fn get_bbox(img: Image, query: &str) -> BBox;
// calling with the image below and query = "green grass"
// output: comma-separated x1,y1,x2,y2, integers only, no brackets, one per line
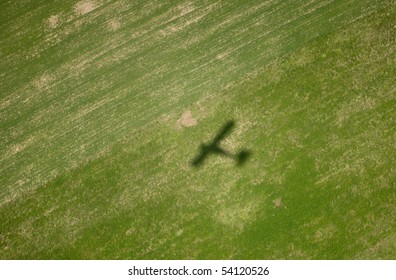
1,0,395,259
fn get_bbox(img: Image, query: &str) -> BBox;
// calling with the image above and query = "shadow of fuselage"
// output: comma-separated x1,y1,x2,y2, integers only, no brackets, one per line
191,120,251,167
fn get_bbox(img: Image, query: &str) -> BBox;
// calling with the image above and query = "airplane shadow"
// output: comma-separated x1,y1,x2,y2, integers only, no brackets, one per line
191,120,252,168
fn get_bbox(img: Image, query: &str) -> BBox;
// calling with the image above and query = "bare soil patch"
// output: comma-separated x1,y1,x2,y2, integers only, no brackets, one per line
48,15,59,28
108,19,121,31
74,1,96,16
176,111,197,128
273,197,282,208
34,73,54,90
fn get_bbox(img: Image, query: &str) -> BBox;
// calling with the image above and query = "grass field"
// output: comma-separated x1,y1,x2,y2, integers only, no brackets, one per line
1,0,395,259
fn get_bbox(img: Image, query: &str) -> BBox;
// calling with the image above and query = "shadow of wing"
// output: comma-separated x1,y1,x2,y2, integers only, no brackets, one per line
212,120,235,144
191,152,207,166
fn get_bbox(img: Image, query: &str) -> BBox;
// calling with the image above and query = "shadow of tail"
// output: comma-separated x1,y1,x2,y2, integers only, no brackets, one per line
235,150,251,166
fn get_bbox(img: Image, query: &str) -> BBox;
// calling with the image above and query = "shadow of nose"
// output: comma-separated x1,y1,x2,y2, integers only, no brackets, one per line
236,150,251,166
